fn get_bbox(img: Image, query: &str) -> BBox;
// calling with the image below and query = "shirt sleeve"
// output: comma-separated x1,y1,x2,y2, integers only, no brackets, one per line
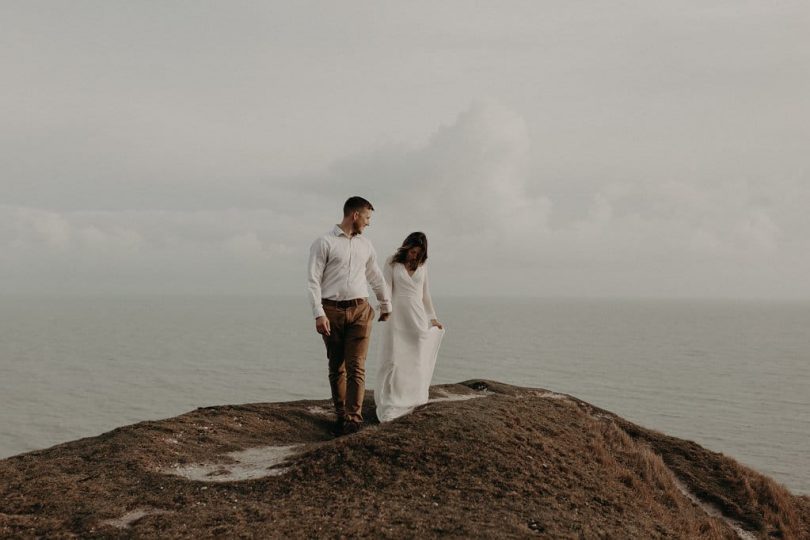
307,237,328,319
366,244,392,314
422,264,437,320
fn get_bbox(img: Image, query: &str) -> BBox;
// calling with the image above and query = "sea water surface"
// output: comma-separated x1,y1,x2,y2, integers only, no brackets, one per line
0,295,808,494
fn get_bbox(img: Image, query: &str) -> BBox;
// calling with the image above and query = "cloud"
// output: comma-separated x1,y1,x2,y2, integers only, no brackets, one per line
11,207,72,251
1,99,809,298
735,208,780,252
312,101,552,245
1,102,553,292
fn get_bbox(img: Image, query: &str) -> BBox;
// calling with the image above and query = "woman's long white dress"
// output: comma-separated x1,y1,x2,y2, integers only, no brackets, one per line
375,258,445,422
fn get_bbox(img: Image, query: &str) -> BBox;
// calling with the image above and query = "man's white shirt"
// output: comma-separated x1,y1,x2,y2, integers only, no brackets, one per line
307,225,392,319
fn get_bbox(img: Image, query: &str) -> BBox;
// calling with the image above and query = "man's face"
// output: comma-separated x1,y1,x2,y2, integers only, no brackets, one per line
352,208,373,234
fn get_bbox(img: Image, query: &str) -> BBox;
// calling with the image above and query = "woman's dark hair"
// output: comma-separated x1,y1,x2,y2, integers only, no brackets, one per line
392,232,428,269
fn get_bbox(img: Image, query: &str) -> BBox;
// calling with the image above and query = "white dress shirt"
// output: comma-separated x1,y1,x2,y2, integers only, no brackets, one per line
307,225,392,319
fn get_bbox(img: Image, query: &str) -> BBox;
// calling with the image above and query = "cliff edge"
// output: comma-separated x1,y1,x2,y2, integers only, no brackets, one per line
1,381,808,539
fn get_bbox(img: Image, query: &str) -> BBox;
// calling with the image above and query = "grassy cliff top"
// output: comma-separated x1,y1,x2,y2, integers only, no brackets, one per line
1,380,808,539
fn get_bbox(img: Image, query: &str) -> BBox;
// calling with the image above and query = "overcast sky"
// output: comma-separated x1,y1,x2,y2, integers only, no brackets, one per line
2,1,809,299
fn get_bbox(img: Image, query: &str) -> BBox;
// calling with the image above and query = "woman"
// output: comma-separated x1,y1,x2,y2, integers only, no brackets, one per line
375,232,445,422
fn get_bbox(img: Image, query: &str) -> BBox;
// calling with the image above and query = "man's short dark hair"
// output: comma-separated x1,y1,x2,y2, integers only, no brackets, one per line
343,196,374,216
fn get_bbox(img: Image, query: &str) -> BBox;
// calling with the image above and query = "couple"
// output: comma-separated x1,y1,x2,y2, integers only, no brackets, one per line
306,196,445,435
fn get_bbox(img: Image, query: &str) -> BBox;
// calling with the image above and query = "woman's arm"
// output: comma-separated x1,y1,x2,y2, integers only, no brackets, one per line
422,265,443,329
382,256,394,320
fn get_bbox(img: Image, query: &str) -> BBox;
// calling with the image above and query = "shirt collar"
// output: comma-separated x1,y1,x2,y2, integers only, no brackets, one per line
333,224,364,238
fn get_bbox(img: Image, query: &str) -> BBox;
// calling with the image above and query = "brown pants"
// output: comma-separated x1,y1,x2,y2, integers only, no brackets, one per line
321,299,374,423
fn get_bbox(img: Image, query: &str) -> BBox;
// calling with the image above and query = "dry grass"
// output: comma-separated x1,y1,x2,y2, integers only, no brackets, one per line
1,380,807,539
612,410,810,539
584,418,735,539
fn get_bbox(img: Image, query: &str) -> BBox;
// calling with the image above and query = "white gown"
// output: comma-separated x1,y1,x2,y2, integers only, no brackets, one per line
375,257,445,422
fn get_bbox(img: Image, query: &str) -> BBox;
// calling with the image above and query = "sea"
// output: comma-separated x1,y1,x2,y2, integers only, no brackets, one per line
1,295,808,495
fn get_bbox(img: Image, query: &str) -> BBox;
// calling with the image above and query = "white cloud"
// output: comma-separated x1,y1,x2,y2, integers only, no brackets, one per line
735,209,780,252
76,224,145,254
12,207,72,251
1,96,808,298
315,101,553,252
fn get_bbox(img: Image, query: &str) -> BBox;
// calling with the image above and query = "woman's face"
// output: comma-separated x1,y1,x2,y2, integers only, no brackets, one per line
406,246,423,263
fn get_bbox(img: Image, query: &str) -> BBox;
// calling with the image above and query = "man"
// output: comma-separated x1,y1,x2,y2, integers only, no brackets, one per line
307,196,391,435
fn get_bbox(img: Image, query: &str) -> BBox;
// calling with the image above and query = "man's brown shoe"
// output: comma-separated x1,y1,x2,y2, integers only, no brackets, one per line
332,418,347,436
342,421,362,435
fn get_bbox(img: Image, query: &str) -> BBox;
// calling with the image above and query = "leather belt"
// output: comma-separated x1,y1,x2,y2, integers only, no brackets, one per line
322,298,367,308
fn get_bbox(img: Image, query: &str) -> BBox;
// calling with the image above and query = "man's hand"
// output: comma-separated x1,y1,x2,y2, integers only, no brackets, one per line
378,312,390,322
315,316,331,336
430,318,444,330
